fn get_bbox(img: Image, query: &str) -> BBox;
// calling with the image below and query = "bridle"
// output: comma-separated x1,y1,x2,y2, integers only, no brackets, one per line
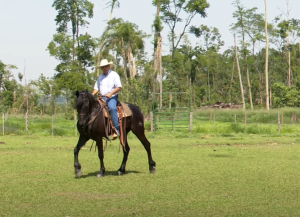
77,92,91,129
76,92,105,131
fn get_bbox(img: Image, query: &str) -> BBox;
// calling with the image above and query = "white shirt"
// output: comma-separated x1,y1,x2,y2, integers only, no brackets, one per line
93,70,122,96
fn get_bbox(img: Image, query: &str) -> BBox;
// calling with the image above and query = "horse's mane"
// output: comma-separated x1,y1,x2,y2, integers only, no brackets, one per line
75,90,96,109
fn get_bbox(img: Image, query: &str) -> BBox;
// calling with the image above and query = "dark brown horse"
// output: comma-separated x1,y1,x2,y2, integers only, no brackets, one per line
74,90,156,178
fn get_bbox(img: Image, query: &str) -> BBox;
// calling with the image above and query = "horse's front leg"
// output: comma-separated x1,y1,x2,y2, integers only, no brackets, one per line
74,135,89,178
117,140,130,176
96,139,105,178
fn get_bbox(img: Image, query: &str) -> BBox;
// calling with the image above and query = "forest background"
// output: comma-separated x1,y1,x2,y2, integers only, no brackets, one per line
1,0,300,118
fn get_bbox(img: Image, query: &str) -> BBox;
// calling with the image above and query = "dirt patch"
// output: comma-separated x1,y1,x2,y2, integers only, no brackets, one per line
0,141,6,145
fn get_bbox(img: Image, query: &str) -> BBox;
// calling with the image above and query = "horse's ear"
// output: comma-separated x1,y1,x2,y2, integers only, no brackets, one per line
76,91,79,98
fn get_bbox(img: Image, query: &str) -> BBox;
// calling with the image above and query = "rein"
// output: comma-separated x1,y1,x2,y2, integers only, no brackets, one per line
80,103,106,130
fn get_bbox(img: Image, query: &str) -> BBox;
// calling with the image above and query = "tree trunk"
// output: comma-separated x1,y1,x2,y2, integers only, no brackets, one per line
129,50,137,77
242,30,253,109
126,43,132,79
72,34,75,61
153,0,162,108
246,68,253,109
234,34,245,110
264,0,270,110
121,47,128,85
121,42,129,101
286,0,291,87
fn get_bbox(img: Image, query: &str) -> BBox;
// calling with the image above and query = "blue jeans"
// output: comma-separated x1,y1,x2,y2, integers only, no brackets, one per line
102,95,119,133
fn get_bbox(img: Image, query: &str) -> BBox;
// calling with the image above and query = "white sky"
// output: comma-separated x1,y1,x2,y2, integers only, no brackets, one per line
1,0,300,83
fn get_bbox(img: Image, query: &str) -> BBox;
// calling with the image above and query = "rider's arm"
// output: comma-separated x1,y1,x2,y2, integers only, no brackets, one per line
92,89,98,96
105,87,121,98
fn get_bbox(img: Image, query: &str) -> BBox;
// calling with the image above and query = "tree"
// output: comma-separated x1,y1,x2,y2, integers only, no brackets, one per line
0,61,16,96
234,34,245,110
0,60,18,113
159,0,209,57
152,0,163,107
231,0,264,109
95,0,120,76
271,15,300,87
189,25,224,103
52,0,94,61
103,18,149,80
264,0,269,110
190,25,224,52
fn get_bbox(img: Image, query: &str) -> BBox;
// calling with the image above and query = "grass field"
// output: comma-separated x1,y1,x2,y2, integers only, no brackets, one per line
1,133,300,216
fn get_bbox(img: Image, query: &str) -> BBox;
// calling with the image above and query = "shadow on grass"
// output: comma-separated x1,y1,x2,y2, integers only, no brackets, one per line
208,154,233,158
78,170,141,178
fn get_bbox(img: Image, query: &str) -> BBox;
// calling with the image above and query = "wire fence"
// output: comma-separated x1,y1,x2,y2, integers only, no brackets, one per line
1,109,300,136
0,113,77,137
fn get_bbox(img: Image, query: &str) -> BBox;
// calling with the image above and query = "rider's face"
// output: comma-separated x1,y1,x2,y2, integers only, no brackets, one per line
100,65,110,74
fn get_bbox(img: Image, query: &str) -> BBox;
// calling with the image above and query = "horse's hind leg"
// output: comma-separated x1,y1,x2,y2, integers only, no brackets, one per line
132,127,156,173
74,135,89,178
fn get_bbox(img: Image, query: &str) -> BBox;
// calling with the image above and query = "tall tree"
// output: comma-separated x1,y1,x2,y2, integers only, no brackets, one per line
152,0,163,107
231,0,261,109
264,0,269,110
159,0,209,57
189,25,224,103
234,34,245,110
103,18,148,79
96,0,120,76
52,0,94,61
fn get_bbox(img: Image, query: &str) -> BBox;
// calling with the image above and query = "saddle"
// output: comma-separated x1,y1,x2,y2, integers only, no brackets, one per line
97,99,131,150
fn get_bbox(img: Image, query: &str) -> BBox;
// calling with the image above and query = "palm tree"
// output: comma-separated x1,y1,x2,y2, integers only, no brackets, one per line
102,18,149,80
96,0,120,76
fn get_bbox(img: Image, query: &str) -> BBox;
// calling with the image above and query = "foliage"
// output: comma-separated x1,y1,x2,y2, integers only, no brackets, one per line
158,0,210,56
271,82,300,108
5,1,300,117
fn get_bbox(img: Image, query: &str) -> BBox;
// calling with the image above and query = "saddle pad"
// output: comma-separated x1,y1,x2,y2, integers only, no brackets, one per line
119,102,132,117
99,100,131,118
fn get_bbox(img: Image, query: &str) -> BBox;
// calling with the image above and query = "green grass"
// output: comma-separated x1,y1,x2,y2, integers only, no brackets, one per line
1,134,300,216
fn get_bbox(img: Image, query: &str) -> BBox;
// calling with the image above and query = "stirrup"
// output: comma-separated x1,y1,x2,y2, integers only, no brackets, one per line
111,129,119,140
112,133,118,140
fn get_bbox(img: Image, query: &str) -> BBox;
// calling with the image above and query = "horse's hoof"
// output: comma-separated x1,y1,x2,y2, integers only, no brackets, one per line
75,171,82,178
150,167,156,174
117,170,125,176
96,173,104,178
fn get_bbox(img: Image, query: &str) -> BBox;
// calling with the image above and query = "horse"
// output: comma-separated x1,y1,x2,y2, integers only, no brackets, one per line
74,89,156,178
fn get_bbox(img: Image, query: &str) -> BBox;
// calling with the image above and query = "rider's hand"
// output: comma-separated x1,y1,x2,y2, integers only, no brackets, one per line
105,93,112,99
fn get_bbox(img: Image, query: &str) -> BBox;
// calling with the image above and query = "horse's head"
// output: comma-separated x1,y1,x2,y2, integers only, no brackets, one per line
75,90,91,126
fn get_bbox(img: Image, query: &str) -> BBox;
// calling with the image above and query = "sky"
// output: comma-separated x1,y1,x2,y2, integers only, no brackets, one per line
1,0,300,83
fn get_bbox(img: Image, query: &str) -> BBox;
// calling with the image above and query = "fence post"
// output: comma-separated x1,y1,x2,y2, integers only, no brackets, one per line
25,111,28,135
51,114,54,137
281,110,284,125
189,112,193,132
278,113,280,133
150,112,154,132
244,111,247,124
213,115,216,130
2,113,4,136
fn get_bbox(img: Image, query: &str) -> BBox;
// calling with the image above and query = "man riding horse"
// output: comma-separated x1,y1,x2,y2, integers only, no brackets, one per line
92,59,121,140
